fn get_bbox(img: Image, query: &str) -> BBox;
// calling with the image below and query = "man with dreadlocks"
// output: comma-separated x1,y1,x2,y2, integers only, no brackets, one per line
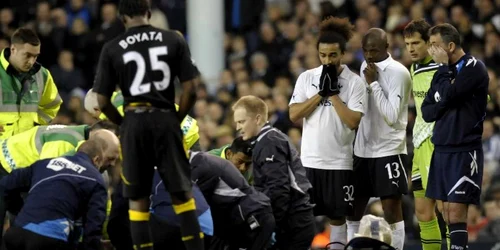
288,16,367,249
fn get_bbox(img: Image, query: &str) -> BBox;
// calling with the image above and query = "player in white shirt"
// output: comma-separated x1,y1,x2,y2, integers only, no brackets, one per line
348,28,412,250
289,16,367,249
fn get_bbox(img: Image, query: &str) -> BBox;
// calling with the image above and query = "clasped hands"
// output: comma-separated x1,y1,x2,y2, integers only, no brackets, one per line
318,64,340,98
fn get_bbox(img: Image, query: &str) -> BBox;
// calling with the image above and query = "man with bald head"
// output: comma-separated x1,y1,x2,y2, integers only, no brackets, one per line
88,129,120,173
350,28,412,250
1,137,109,250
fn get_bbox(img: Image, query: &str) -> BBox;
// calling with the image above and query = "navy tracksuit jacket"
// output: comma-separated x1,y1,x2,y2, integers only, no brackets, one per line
0,152,107,250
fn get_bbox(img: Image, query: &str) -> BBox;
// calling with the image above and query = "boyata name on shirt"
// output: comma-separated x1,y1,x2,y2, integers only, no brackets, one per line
119,31,163,49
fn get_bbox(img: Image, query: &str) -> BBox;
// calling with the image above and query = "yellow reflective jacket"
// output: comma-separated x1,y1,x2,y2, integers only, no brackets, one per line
0,124,88,173
99,91,199,149
0,49,62,139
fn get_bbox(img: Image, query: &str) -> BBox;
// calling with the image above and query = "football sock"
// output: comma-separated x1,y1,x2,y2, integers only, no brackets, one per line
419,218,442,250
390,221,405,250
449,223,467,250
446,226,451,250
129,210,153,250
329,223,347,249
173,198,205,250
346,220,360,242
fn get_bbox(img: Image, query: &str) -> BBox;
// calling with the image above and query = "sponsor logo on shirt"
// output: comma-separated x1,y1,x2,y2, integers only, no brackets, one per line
318,99,333,106
413,91,428,98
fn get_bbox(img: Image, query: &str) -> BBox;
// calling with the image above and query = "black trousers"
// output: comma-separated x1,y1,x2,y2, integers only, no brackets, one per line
210,212,275,250
273,209,316,250
4,226,71,250
149,214,212,250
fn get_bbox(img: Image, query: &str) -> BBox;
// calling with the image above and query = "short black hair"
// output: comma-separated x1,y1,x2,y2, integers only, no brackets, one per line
11,28,40,46
403,19,431,42
429,23,461,48
317,16,355,53
118,0,150,18
229,137,252,156
89,120,119,135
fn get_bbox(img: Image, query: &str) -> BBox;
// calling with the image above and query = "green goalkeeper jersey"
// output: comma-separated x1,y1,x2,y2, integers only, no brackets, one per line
411,56,439,148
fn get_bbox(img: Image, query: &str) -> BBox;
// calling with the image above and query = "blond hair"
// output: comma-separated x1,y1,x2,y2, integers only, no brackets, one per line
232,95,268,121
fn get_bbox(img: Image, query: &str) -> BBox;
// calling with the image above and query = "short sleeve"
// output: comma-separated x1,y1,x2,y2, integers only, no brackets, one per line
289,72,309,105
93,44,117,98
347,77,368,115
177,35,198,83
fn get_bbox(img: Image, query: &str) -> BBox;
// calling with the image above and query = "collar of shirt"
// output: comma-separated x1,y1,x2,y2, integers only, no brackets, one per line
128,24,152,31
451,54,469,74
313,64,350,81
414,55,434,70
189,151,201,163
250,122,272,146
373,53,393,71
74,152,96,166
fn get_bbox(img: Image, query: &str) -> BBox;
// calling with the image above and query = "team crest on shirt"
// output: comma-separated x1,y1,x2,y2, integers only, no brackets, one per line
318,98,333,106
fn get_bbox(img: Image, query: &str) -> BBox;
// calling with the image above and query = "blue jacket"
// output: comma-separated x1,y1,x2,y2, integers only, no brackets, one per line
150,170,213,236
422,55,489,152
0,152,107,250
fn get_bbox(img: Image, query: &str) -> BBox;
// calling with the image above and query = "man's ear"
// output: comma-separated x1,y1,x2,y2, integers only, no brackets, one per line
147,10,152,20
92,155,101,168
255,114,262,124
225,149,233,159
448,42,456,54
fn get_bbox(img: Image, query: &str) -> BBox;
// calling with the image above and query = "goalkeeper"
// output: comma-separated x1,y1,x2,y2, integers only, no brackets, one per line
403,19,445,250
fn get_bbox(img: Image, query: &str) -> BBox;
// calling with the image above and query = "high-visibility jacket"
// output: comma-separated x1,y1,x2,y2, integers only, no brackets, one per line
0,124,88,173
0,49,62,139
99,91,199,149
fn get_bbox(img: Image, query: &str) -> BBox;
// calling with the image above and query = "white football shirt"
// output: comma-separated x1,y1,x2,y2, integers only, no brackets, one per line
289,65,367,170
354,54,412,158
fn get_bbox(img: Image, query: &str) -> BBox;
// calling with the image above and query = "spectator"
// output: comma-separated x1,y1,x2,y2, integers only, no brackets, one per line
66,0,91,28
483,119,500,169
50,50,85,106
0,8,15,37
478,184,500,242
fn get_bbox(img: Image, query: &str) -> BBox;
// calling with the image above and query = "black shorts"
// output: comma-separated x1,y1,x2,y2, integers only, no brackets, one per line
306,168,353,218
353,155,409,198
120,109,192,199
426,148,484,205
